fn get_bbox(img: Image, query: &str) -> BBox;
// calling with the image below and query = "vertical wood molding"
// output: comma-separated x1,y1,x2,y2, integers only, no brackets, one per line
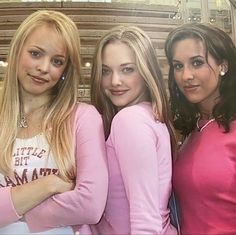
229,0,236,44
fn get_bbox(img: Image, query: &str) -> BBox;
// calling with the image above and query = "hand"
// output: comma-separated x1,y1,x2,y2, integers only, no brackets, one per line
10,174,75,215
47,174,75,194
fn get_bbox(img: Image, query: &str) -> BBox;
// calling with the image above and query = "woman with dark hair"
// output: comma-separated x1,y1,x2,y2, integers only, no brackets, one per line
165,23,236,234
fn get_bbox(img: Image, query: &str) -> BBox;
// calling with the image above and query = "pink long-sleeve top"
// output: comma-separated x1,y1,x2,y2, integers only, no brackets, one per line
94,102,177,235
0,103,108,233
173,120,236,234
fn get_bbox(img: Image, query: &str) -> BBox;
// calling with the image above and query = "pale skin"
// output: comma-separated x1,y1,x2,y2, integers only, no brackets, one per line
101,41,149,109
172,38,228,118
11,24,74,216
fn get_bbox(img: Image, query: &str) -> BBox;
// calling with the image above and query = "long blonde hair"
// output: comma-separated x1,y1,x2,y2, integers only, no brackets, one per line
91,25,176,152
0,10,81,180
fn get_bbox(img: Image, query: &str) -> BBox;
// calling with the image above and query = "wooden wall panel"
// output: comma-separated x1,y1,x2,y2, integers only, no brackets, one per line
0,1,183,101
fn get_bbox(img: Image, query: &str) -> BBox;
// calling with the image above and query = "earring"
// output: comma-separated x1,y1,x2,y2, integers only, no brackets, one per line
61,75,65,80
220,71,225,76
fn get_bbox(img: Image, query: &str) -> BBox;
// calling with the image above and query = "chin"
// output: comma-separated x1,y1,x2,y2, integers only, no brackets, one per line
185,96,202,104
113,103,127,110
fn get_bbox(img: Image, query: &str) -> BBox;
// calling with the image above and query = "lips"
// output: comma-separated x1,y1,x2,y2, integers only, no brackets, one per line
183,84,199,92
110,89,128,96
30,74,49,84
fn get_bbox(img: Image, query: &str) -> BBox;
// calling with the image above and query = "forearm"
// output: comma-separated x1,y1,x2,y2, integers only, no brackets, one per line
0,175,58,227
24,158,108,232
11,174,58,216
0,187,21,226
23,104,108,233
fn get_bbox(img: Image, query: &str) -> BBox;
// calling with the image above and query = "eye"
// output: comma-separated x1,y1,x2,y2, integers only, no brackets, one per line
122,67,134,74
102,67,111,76
52,58,64,67
173,63,183,71
192,59,204,67
29,50,41,58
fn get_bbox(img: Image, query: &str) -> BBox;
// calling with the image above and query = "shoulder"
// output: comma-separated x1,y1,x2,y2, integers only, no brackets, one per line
73,102,102,128
113,102,153,125
73,102,100,118
111,102,167,137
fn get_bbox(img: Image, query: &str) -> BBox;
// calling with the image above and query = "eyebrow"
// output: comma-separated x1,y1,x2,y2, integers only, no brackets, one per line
172,55,204,62
102,64,109,68
120,62,135,66
102,62,135,67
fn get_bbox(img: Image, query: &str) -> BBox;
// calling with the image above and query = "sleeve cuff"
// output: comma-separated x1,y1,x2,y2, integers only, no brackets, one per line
0,186,22,226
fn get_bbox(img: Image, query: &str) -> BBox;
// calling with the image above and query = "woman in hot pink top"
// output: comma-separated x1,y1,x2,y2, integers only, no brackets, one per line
165,23,236,234
90,25,177,234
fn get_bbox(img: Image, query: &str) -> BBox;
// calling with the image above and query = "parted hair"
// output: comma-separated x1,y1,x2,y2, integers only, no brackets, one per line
0,10,81,180
91,25,176,152
165,23,236,137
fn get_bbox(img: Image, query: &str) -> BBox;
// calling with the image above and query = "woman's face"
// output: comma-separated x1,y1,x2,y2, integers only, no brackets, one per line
101,41,148,109
17,24,68,97
171,38,225,114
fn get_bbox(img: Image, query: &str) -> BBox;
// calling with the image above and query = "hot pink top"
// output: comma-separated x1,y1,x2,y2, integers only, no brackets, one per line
93,102,177,235
173,120,236,235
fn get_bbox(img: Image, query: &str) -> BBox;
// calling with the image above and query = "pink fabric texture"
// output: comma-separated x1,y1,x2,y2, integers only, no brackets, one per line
94,102,177,235
0,103,108,232
174,120,236,235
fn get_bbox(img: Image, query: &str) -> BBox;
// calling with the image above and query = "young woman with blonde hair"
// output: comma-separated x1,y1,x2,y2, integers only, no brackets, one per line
0,10,107,234
91,25,177,235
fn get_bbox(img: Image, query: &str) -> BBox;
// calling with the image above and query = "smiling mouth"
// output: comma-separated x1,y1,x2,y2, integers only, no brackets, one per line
30,75,49,84
110,90,128,96
183,85,199,91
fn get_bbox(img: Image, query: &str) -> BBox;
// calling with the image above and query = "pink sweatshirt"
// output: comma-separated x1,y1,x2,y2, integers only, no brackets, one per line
0,103,108,233
93,102,177,235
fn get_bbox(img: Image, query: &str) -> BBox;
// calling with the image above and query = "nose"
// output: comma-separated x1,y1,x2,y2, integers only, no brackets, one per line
37,58,50,74
182,66,194,81
111,71,122,86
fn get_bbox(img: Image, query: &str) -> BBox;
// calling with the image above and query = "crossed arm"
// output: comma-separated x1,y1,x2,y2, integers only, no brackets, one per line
0,104,108,232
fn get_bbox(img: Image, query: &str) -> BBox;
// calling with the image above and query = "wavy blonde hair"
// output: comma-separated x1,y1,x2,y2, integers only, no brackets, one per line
0,10,81,180
91,25,176,152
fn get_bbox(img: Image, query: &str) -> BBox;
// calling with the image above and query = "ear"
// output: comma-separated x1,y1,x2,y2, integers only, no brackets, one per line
220,60,228,75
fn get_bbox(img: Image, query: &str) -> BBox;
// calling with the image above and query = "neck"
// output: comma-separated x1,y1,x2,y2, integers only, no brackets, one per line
20,97,50,115
22,101,48,116
19,86,51,114
200,112,213,120
18,98,50,129
198,106,213,120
